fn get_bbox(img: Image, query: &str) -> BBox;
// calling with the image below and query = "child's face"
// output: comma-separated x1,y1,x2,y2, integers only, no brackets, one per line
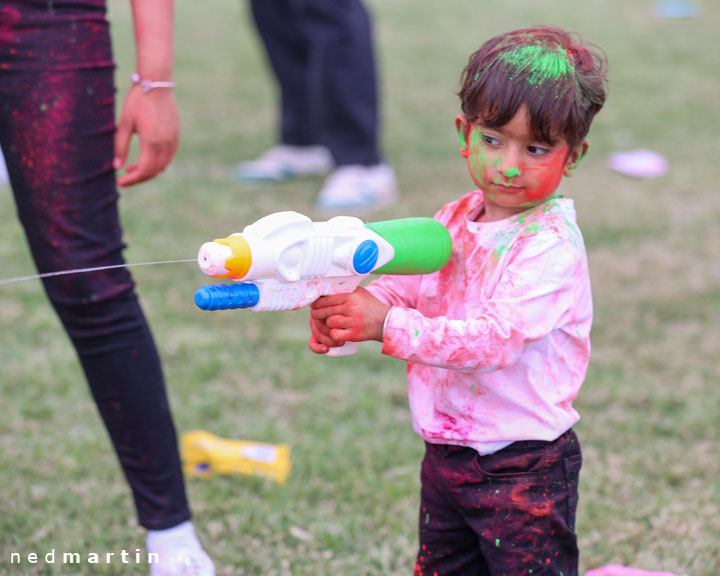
455,106,587,221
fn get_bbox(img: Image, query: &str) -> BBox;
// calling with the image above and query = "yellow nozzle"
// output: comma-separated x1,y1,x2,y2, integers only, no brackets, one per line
213,235,252,279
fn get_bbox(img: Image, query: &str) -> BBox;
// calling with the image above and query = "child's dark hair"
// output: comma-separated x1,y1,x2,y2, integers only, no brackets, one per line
458,26,608,148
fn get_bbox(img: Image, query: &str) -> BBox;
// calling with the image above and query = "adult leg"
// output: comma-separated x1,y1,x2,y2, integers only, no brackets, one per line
0,2,189,530
238,0,334,183
248,0,381,162
301,0,381,165
243,0,396,212
251,0,381,161
249,0,319,146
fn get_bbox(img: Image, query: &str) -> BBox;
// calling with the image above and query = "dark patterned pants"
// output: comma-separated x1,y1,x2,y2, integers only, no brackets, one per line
415,430,582,576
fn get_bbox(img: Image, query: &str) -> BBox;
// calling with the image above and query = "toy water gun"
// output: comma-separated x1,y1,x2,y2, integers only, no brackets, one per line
181,430,291,484
194,210,452,355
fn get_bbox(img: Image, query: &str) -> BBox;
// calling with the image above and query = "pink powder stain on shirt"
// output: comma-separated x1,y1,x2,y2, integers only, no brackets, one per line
370,192,591,452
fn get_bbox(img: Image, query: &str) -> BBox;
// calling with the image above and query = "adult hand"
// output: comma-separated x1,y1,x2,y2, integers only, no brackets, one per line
113,86,179,187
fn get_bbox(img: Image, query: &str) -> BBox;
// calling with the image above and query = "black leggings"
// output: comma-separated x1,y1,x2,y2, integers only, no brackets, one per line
0,0,189,530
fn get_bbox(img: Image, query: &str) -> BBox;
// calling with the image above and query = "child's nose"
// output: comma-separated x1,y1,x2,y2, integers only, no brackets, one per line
498,150,522,177
500,164,521,178
498,159,521,178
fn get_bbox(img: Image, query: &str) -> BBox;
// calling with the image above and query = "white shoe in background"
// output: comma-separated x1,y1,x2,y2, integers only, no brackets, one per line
0,147,9,186
235,144,334,182
315,164,400,215
147,521,215,576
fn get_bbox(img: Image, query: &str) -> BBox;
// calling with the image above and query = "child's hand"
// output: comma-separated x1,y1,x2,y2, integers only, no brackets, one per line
308,314,344,354
308,287,390,354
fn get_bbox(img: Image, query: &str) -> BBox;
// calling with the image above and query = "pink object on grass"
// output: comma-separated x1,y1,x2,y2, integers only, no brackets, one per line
607,149,669,178
586,564,686,576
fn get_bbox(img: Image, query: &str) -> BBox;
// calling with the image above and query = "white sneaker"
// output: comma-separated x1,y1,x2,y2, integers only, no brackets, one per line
0,147,9,186
147,522,215,576
315,164,399,215
235,144,334,182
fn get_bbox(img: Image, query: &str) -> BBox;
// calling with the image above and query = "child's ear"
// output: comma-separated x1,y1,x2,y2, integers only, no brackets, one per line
455,115,470,158
564,140,589,177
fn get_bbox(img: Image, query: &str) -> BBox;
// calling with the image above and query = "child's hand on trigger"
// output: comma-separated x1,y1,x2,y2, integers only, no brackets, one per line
308,287,390,354
309,314,343,354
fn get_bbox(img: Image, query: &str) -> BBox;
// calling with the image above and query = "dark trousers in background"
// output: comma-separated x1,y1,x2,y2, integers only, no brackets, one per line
415,429,582,576
249,0,381,166
0,0,190,530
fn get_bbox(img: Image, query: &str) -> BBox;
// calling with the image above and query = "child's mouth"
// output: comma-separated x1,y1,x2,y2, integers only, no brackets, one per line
496,182,523,191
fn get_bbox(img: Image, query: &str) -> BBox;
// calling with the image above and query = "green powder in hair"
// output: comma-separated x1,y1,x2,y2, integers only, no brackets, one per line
499,43,574,85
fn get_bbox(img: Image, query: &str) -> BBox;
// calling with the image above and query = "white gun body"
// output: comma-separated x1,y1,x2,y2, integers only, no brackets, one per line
196,211,396,355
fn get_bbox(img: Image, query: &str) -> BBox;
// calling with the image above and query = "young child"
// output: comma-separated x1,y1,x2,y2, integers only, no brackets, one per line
309,25,608,576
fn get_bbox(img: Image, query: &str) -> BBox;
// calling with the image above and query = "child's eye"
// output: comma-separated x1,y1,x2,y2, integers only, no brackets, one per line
528,145,550,156
482,134,500,146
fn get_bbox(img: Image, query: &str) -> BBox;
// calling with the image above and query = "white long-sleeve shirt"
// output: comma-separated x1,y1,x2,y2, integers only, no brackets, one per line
367,191,592,454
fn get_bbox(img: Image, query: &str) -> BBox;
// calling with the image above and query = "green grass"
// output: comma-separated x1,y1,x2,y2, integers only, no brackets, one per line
1,1,719,574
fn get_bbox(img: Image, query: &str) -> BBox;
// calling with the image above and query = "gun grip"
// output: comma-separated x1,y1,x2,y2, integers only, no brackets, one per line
326,341,359,357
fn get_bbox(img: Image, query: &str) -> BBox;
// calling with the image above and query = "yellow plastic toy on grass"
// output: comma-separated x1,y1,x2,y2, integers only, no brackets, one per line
181,430,291,484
